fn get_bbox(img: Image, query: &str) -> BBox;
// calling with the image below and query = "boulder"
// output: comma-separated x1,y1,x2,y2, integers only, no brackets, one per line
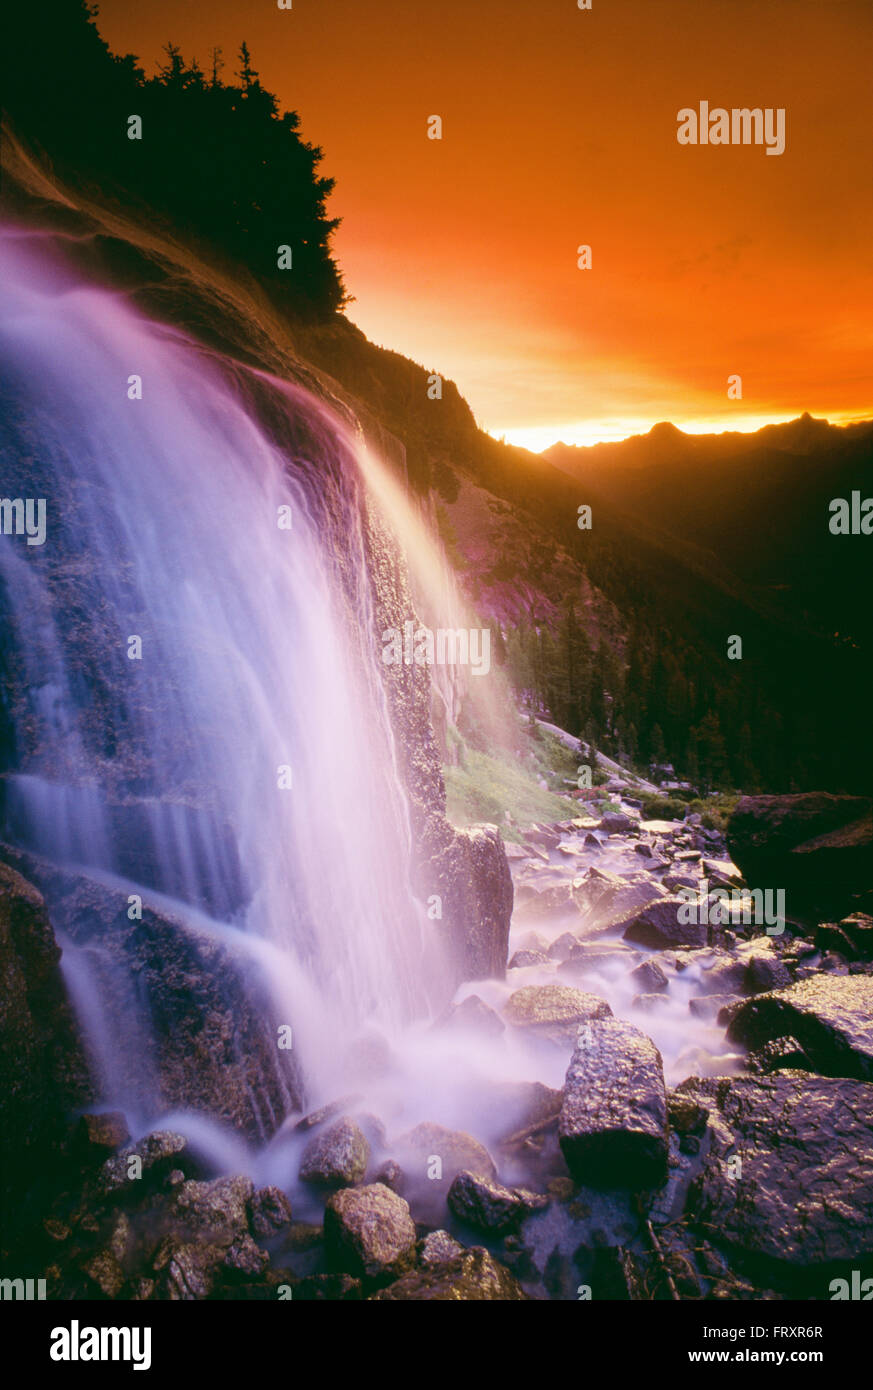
702,858,744,885
431,824,513,980
745,1035,815,1076
725,974,873,1080
222,1234,270,1278
633,992,672,1014
508,949,551,969
371,1245,527,1300
743,942,792,993
662,871,700,893
525,824,562,850
599,812,635,834
395,1121,496,1184
515,880,576,920
640,821,681,837
693,939,790,998
546,931,580,961
559,1018,668,1188
374,1160,404,1192
81,1249,125,1299
516,929,550,954
248,1185,292,1239
572,867,666,935
621,897,710,950
680,1073,873,1288
75,1111,130,1159
447,1170,549,1234
504,841,537,862
689,993,738,1022
694,950,748,996
418,1230,464,1266
295,1096,360,1132
299,1117,369,1188
435,992,506,1036
324,1183,416,1281
503,984,612,1044
285,1222,323,1252
490,1081,563,1142
629,959,669,994
173,1176,253,1238
559,942,637,976
152,1237,232,1301
815,913,873,962
726,793,872,918
98,1130,192,1199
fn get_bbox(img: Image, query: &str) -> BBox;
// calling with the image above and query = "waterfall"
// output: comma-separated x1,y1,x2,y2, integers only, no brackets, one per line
0,231,448,1130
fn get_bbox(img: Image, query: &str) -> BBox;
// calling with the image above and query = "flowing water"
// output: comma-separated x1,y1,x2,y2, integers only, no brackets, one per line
0,233,737,1215
0,232,446,1138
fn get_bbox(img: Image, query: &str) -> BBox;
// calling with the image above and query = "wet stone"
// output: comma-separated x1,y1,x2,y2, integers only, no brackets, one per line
299,1117,369,1188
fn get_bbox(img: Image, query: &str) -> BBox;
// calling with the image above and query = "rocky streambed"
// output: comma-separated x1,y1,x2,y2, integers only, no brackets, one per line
2,793,872,1301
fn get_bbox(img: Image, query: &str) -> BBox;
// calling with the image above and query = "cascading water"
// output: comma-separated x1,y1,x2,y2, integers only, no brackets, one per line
0,232,449,1145
0,230,738,1234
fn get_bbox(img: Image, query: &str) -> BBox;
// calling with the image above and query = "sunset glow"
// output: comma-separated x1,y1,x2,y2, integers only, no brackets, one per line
94,0,873,447
498,410,872,453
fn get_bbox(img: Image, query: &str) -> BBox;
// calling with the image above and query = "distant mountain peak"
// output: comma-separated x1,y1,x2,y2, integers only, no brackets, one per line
648,420,686,439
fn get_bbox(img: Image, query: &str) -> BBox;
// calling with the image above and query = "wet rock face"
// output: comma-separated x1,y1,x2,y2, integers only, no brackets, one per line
371,1245,528,1300
681,1074,873,1289
559,1018,668,1190
31,1112,294,1300
324,1183,417,1282
0,862,90,1210
148,1172,278,1299
727,792,872,919
1,848,303,1143
724,974,873,1080
363,507,513,987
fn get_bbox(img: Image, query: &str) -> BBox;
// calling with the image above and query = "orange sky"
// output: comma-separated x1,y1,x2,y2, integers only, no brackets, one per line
95,0,873,448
